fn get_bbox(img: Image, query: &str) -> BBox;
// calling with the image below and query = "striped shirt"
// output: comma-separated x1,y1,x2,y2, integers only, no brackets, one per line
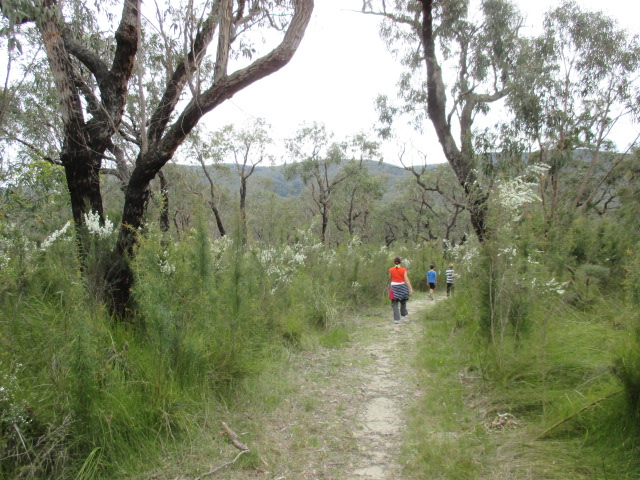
445,269,455,284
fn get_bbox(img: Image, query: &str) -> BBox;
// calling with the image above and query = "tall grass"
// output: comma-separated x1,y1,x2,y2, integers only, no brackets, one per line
400,175,640,477
405,215,640,478
407,287,640,479
3,198,638,479
0,222,402,478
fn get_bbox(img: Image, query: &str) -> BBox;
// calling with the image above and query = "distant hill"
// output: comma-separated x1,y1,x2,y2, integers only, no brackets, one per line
183,160,431,199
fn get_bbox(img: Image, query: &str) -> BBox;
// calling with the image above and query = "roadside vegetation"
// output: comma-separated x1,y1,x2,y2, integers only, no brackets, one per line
2,190,640,478
405,220,640,479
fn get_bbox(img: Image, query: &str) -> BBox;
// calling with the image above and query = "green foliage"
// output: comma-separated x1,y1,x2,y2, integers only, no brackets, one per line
0,161,68,237
612,247,640,418
612,311,640,417
423,288,640,478
624,246,640,306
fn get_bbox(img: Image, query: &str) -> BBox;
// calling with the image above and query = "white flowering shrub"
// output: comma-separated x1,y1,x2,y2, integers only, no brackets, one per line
494,171,542,223
157,251,176,276
0,238,10,271
319,248,337,266
210,235,234,271
347,234,362,252
0,226,38,285
540,277,567,295
498,246,517,259
83,211,115,239
40,221,72,250
256,243,310,294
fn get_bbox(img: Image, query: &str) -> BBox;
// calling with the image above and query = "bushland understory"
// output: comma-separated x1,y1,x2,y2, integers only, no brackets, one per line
141,292,623,480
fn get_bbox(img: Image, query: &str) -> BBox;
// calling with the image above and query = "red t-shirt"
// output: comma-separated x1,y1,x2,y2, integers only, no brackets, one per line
389,265,407,283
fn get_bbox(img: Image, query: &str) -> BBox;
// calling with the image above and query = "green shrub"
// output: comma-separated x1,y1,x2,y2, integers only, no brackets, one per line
612,310,640,418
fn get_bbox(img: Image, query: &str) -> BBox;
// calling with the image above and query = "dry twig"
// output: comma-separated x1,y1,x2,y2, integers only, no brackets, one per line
220,421,249,451
193,450,249,480
193,421,251,479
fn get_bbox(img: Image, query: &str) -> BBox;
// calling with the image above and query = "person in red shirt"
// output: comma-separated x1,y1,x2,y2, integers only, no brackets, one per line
389,256,414,323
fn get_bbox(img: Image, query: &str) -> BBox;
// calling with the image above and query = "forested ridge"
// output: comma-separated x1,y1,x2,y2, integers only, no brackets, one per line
1,0,640,478
172,159,419,199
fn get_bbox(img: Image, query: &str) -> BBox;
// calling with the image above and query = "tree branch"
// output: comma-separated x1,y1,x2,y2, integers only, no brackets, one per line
147,0,314,174
537,390,622,439
147,7,219,143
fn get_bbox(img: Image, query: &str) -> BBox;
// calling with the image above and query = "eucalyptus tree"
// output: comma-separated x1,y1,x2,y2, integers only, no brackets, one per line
507,1,640,222
1,0,314,314
285,123,381,245
209,118,273,244
332,163,384,241
0,46,62,171
249,186,301,244
182,131,230,238
371,189,424,246
1,0,140,264
363,0,526,242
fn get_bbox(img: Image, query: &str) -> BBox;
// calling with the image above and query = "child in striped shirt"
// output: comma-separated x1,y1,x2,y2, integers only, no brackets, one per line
445,264,456,297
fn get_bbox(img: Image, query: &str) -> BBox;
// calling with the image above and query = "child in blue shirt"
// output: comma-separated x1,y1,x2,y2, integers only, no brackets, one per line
426,264,437,300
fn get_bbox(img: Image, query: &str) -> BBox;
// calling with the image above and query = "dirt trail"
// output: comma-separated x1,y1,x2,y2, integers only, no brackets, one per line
215,293,440,480
261,293,439,480
344,295,433,479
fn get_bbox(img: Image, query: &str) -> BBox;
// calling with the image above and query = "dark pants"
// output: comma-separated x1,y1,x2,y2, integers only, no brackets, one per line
392,299,408,321
447,283,454,297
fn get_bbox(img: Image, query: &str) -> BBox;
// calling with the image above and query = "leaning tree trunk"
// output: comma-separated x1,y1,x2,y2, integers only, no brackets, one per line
419,0,489,242
108,0,315,317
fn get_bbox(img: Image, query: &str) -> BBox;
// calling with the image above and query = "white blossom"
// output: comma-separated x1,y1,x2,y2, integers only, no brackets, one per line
544,278,566,295
496,176,540,212
40,221,72,250
528,162,550,177
498,247,517,258
461,246,479,265
348,235,362,251
83,212,114,239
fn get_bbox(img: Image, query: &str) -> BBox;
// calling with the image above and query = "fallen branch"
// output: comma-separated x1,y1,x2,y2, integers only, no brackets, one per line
537,389,623,440
193,421,251,479
193,450,249,480
220,421,249,451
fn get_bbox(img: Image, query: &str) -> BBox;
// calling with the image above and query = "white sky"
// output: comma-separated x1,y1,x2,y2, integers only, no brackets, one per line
205,0,640,166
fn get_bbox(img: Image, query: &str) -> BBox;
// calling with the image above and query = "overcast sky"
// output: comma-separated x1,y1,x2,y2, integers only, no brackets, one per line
206,0,640,166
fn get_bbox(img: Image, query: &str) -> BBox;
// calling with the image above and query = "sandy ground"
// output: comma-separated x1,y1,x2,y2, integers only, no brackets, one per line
195,293,440,480
258,293,439,479
344,295,434,479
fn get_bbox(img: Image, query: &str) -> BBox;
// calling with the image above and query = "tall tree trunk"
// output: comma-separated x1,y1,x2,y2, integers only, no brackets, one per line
419,0,490,242
239,176,247,244
321,204,329,245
